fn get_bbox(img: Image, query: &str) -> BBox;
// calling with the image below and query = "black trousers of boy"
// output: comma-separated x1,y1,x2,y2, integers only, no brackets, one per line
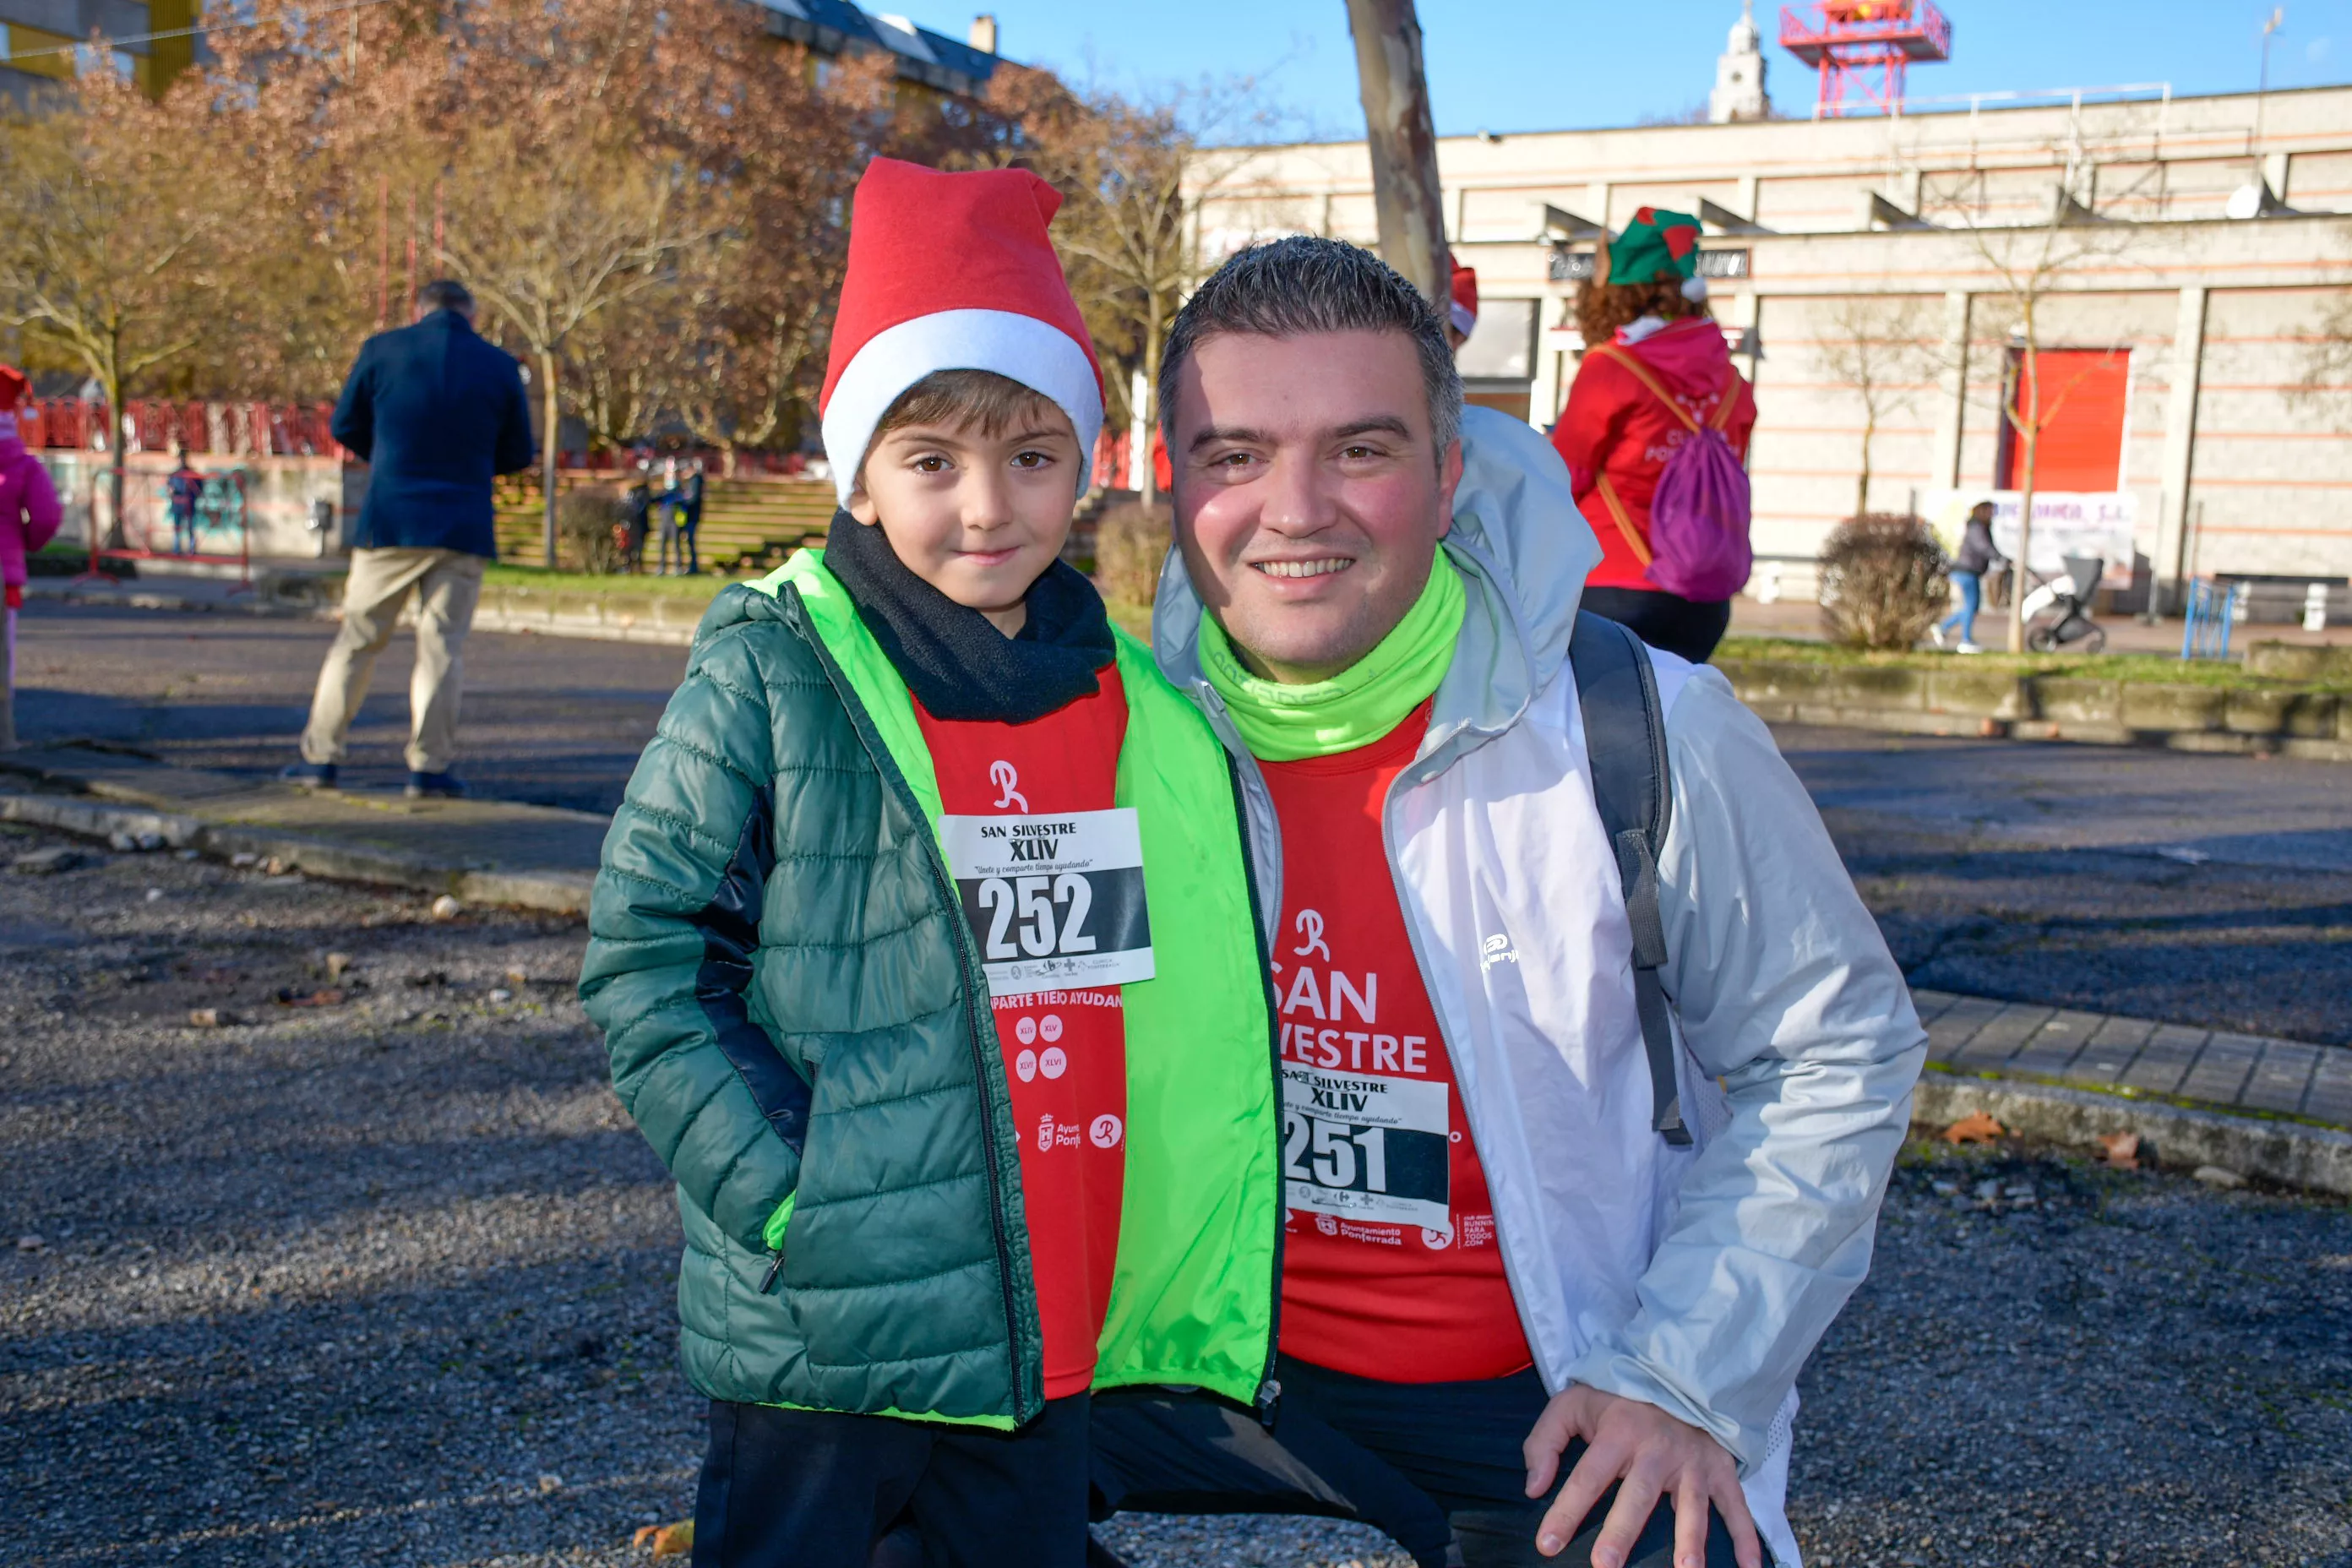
693,1395,1091,1568
1090,1355,1745,1568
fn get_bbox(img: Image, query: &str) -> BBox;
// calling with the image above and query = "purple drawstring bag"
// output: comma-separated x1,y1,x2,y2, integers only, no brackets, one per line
1645,424,1753,602
1590,347,1754,602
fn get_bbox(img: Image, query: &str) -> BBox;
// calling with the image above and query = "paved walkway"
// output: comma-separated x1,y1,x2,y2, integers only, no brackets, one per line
0,743,602,912
1916,988,2352,1129
1730,596,2352,653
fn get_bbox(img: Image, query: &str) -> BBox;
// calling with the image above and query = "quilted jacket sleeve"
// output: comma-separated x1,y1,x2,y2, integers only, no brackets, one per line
580,618,808,1253
1565,666,1926,1471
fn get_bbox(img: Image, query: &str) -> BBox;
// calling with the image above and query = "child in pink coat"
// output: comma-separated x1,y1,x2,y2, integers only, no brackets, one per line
0,366,65,747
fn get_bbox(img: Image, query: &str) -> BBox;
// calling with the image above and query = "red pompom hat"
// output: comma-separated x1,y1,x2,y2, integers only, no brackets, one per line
819,157,1104,505
0,364,29,443
1448,260,1478,339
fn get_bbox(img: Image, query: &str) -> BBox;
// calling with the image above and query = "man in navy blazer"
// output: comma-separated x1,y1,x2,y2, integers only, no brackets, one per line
287,280,534,798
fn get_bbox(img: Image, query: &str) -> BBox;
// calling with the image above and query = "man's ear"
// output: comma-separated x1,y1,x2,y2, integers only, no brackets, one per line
1435,438,1463,541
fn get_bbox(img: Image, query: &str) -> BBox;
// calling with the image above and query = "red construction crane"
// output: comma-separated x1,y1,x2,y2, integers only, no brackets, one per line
1779,2,1953,117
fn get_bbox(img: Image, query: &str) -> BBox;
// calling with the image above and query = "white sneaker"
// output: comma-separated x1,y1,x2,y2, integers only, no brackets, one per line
1930,624,1949,650
1955,640,1984,655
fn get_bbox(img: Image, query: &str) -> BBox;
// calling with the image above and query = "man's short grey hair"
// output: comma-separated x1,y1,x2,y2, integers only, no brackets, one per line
1158,237,1462,467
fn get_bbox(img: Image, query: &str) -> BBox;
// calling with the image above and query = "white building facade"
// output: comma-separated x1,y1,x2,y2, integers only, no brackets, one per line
1189,84,2352,609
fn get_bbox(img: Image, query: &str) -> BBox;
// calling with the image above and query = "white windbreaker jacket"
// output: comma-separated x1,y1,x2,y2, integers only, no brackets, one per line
1152,407,1927,1566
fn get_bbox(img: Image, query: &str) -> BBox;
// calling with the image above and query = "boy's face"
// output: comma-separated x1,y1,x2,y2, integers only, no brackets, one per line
847,406,1081,635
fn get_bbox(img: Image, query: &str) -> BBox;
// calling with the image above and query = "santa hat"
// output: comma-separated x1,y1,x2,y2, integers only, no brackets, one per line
0,365,26,441
819,158,1103,505
1448,261,1478,338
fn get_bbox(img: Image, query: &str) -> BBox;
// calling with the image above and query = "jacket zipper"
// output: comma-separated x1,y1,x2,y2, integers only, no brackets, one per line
781,589,1035,1425
1223,751,1288,1426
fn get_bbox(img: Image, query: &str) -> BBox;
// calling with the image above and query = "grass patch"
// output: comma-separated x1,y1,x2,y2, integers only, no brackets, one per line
1715,636,2345,692
479,565,754,597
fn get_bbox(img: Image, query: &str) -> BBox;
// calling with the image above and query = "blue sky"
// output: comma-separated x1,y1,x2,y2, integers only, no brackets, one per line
906,0,2352,139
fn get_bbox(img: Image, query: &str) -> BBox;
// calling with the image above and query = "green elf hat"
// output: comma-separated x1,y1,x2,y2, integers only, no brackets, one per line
1604,207,1707,299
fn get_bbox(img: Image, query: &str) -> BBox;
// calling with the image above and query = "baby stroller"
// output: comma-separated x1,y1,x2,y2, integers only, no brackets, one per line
2021,554,2107,653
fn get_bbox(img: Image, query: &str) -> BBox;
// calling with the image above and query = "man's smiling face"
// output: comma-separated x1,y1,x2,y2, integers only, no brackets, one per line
1168,329,1462,685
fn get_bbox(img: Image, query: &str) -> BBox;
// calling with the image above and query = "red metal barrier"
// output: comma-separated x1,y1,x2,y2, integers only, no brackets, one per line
25,398,345,460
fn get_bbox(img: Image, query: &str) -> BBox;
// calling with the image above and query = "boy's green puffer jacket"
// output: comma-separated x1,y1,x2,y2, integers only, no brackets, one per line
580,551,1282,1429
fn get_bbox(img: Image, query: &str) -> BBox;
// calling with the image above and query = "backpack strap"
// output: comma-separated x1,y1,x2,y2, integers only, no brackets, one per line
1591,474,1653,568
1587,344,1701,434
1588,342,1743,438
1569,610,1690,1146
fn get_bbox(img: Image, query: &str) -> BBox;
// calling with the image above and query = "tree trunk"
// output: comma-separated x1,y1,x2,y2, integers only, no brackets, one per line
1137,311,1162,509
2008,328,2039,654
1855,410,1875,520
539,349,561,569
102,340,127,552
1342,0,1449,303
2010,444,2036,654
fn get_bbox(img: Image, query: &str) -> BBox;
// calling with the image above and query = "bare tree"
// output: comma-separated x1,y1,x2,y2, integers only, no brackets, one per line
1936,178,2148,651
440,129,718,565
0,85,222,541
985,71,1289,506
1814,295,1939,519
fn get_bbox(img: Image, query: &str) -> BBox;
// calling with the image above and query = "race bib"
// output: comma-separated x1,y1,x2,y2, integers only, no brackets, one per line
940,808,1153,998
1281,1064,1451,1233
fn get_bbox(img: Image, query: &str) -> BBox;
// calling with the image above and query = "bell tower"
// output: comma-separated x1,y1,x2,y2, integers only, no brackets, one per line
1709,1,1772,123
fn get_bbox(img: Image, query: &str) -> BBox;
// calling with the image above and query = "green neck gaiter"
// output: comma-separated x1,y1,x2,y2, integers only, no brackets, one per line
1198,555,1466,762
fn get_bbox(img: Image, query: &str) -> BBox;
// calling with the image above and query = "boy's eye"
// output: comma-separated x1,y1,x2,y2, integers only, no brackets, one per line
911,455,951,473
1010,449,1054,469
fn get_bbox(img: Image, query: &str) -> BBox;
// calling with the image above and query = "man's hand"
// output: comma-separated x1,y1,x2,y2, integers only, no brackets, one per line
1522,1385,1761,1568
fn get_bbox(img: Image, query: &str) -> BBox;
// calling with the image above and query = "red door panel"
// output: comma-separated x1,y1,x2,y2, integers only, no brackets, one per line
2001,349,2128,491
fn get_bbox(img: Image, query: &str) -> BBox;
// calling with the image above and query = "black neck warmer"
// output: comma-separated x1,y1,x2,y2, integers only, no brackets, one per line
820,509,1115,724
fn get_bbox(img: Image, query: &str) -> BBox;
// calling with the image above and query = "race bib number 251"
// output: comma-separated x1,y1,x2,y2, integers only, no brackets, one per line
940,808,1153,999
1281,1064,1451,1233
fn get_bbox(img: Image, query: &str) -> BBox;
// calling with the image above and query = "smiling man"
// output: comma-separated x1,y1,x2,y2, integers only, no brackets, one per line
1086,237,1925,1568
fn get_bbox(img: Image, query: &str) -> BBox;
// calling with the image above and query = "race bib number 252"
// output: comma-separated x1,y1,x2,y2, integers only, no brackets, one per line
1281,1064,1451,1233
939,808,1152,999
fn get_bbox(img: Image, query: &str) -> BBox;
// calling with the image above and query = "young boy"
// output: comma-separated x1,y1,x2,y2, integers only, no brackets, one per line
580,159,1282,1568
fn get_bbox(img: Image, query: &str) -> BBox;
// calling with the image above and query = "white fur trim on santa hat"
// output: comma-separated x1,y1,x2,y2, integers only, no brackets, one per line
1450,299,1478,337
821,308,1104,505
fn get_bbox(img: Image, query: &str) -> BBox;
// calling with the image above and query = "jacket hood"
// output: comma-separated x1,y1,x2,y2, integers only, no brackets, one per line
1155,405,1603,754
1616,315,1732,402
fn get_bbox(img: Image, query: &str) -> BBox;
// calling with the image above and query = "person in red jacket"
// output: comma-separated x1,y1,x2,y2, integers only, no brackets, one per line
0,365,65,749
1549,209,1755,663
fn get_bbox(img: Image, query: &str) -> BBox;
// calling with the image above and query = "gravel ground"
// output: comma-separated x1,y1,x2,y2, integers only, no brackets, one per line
3,822,2347,1567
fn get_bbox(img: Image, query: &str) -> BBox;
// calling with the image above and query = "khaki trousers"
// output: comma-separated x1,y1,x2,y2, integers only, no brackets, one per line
300,547,485,774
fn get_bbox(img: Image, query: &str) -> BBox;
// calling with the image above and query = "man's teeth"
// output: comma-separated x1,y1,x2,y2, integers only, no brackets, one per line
1254,559,1350,580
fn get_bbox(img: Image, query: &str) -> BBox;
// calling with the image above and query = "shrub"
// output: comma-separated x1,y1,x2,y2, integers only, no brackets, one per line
1818,513,1952,651
555,486,631,574
1092,500,1172,609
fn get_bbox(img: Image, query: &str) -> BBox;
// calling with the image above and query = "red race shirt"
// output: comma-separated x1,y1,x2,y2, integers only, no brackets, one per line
916,667,1131,1399
1265,700,1533,1384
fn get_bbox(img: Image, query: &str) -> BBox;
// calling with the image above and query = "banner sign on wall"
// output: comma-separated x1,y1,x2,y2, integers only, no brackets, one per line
1919,490,2138,584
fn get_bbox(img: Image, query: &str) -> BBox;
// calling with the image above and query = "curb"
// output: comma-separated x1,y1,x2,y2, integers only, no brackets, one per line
1914,1069,2352,1198
0,789,594,916
24,580,322,619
